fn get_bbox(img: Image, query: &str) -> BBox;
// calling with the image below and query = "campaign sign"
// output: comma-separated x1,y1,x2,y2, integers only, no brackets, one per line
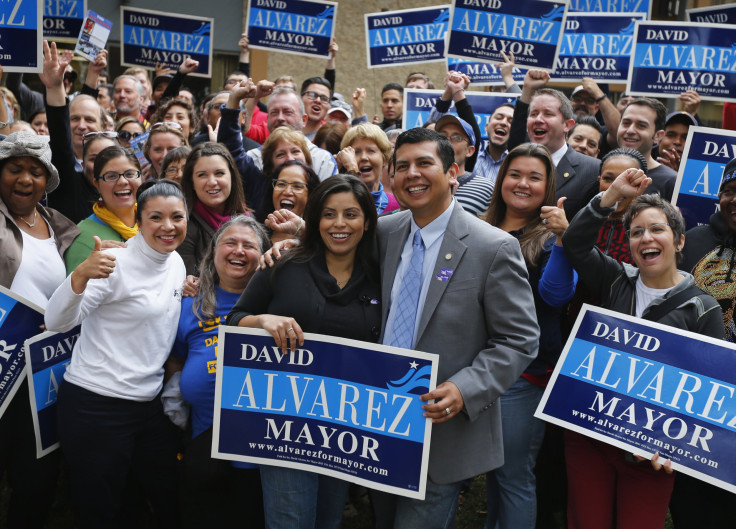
25,327,79,457
121,7,213,78
403,88,518,144
447,57,525,86
0,0,43,73
446,0,567,71
213,327,439,499
43,0,86,41
246,0,337,59
537,305,736,493
687,4,736,25
568,0,651,18
627,21,736,103
364,6,450,69
671,127,736,230
552,13,645,84
0,286,44,420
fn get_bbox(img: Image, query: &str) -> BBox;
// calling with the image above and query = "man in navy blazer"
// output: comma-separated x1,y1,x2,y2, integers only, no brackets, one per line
372,128,539,528
508,70,602,220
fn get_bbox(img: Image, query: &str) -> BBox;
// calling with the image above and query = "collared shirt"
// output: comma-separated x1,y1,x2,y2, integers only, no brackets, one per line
383,199,455,348
551,143,568,167
473,148,507,184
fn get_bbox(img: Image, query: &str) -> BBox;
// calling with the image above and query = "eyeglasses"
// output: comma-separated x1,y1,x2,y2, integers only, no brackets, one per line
444,134,469,144
83,131,117,145
272,179,307,193
302,91,330,104
164,165,182,176
572,95,596,105
98,169,142,183
626,223,670,239
150,121,183,131
118,130,142,142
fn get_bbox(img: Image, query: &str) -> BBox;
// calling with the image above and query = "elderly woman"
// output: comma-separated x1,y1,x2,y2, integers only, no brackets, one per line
46,179,188,529
169,215,270,528
0,131,79,528
336,123,399,215
152,96,198,144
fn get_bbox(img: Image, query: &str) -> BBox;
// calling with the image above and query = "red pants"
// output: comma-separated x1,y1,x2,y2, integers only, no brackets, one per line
565,431,674,529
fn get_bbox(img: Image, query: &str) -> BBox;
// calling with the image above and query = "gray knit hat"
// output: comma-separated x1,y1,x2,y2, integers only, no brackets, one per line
0,131,59,192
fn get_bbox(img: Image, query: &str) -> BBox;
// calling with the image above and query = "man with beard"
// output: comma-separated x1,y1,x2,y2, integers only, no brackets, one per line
112,75,145,123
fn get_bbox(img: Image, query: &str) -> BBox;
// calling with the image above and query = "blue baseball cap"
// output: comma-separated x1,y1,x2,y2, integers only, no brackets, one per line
435,115,476,145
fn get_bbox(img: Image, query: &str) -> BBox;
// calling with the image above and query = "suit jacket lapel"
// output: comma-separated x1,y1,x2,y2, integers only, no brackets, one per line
556,148,577,193
415,204,469,342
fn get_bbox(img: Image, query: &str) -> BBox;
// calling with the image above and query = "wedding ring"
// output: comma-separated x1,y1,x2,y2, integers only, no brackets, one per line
287,327,294,333
445,407,451,415
542,218,548,225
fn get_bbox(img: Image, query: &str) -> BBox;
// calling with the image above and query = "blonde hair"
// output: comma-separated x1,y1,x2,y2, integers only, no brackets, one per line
341,123,392,163
261,127,312,176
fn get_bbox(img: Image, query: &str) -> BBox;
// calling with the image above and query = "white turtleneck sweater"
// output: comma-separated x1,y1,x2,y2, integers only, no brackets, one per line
45,234,186,401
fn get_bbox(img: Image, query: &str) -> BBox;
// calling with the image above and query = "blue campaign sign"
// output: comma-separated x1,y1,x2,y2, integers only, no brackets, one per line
672,127,736,230
213,327,439,499
120,7,213,78
552,13,645,84
537,305,736,493
447,57,525,87
0,286,44,420
447,0,567,71
403,88,518,145
687,4,736,25
364,6,450,69
627,21,736,103
25,327,79,458
0,0,43,73
43,0,86,41
246,0,337,59
568,0,651,18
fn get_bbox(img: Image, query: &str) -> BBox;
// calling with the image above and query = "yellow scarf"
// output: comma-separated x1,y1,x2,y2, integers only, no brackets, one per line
93,202,138,241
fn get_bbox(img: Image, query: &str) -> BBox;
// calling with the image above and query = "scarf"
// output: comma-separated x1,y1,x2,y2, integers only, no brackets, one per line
194,200,231,231
93,201,138,240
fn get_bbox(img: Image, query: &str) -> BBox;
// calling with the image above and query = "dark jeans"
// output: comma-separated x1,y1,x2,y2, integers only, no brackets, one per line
57,379,180,529
181,427,265,529
0,380,60,529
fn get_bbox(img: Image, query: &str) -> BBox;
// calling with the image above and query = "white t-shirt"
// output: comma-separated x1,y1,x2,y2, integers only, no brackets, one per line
635,276,676,318
10,223,66,309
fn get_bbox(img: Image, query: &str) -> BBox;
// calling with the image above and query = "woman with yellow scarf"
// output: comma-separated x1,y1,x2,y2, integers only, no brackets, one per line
65,146,142,273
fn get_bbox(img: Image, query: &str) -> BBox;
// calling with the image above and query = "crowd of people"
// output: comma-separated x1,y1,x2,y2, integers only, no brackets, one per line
0,24,735,529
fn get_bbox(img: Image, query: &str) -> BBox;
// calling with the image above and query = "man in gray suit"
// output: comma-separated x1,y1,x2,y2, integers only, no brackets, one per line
373,128,539,528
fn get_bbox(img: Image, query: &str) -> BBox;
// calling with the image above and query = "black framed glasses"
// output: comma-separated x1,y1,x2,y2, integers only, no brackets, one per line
98,169,142,182
302,91,329,104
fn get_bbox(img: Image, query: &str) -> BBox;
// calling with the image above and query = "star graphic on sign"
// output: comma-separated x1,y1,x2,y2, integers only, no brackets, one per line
507,98,514,103
410,361,419,370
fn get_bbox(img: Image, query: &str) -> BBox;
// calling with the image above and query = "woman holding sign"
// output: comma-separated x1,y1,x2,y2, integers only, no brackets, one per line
227,175,381,529
561,167,724,529
46,179,187,529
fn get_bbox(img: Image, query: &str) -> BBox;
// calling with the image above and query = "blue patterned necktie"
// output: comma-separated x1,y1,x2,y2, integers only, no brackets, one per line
390,229,425,349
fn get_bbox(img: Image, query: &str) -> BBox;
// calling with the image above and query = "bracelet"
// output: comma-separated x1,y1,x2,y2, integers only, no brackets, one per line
293,218,304,237
453,88,465,97
595,94,607,103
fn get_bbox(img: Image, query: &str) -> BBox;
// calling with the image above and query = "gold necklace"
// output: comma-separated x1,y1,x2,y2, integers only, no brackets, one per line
14,209,37,228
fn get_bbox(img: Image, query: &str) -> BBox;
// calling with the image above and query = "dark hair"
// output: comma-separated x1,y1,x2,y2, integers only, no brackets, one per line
180,142,247,216
532,88,574,121
381,83,403,97
393,128,455,172
314,122,347,155
571,115,603,135
193,215,271,321
93,145,141,180
601,148,648,174
151,96,198,140
277,174,379,285
624,97,667,132
161,146,192,176
300,76,332,95
135,178,187,223
484,143,556,268
256,160,320,222
82,133,120,161
623,194,686,263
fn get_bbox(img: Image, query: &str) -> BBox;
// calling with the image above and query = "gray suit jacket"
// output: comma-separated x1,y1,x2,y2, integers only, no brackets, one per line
377,202,539,484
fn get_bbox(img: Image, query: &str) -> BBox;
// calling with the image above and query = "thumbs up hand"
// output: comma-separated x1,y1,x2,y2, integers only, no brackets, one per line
70,236,118,294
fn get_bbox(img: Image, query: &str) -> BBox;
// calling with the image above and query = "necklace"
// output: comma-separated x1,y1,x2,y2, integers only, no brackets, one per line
14,209,37,228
